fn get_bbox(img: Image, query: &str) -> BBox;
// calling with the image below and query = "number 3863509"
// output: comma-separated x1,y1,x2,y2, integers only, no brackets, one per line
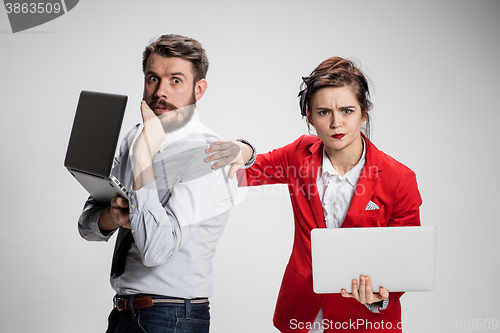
5,3,62,14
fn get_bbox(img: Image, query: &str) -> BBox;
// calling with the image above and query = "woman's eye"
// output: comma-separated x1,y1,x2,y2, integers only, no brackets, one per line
343,109,353,114
319,110,329,116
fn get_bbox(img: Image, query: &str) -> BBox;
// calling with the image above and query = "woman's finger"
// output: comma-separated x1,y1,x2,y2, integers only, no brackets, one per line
351,279,360,301
364,276,375,303
358,276,366,304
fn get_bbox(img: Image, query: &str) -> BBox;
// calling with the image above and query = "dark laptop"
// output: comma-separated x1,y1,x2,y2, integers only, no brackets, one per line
64,90,128,205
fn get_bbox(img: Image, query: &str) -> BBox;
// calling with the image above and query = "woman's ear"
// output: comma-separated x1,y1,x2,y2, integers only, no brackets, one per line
361,109,368,124
306,108,314,127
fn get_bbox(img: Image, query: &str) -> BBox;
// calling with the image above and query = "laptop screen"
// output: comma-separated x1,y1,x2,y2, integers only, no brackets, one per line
64,90,128,177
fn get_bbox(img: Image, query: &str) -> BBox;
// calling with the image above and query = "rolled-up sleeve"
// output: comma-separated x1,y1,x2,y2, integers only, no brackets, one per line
78,197,116,242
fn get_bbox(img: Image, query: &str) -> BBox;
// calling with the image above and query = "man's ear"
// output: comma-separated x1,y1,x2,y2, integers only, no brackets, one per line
194,79,208,101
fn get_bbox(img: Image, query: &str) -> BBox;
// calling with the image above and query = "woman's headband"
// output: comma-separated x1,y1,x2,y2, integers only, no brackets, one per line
298,76,312,116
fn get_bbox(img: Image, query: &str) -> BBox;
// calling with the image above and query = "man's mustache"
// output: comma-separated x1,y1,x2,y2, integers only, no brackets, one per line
149,99,178,111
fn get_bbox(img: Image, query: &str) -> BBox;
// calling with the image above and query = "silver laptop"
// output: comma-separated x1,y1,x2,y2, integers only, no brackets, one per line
64,90,128,205
311,226,437,294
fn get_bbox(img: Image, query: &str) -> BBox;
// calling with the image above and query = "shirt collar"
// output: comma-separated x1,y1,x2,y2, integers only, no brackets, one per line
320,137,367,187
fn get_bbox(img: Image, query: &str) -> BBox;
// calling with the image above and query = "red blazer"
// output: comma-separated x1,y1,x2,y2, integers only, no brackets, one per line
238,134,422,332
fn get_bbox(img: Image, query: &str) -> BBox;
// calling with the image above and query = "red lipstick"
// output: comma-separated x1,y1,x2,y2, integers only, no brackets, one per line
332,133,345,139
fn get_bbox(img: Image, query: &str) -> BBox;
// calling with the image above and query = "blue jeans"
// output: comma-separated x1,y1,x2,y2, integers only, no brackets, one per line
106,296,210,333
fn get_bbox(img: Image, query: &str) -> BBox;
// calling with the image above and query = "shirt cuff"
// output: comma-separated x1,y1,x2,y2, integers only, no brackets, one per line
128,184,163,234
236,138,257,169
364,298,389,313
90,209,116,240
128,184,160,214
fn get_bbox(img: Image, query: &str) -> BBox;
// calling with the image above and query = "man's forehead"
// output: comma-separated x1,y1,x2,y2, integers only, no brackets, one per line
145,54,194,77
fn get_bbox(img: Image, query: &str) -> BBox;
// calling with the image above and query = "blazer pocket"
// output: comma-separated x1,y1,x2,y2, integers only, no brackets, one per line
352,205,387,227
275,266,306,318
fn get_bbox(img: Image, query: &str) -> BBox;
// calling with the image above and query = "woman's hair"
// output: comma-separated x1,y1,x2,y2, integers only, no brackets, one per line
298,57,373,138
142,34,209,84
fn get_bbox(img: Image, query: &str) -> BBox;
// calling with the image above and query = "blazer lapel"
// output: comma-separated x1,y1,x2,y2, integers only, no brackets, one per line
342,135,382,228
304,140,326,229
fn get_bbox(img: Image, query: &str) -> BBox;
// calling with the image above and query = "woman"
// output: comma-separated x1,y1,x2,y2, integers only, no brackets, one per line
208,57,422,332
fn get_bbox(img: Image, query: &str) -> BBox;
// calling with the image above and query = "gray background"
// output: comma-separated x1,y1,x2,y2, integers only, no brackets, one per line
1,1,499,332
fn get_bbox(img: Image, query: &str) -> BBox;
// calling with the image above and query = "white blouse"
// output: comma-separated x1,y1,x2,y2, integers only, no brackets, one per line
309,141,366,333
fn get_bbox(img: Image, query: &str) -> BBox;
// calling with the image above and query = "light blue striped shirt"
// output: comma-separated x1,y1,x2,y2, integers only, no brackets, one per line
78,113,237,298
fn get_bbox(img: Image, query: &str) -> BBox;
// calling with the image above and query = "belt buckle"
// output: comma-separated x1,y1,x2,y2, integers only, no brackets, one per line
113,295,126,311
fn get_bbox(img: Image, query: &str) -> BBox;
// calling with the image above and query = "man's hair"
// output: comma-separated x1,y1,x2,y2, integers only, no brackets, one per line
142,34,209,83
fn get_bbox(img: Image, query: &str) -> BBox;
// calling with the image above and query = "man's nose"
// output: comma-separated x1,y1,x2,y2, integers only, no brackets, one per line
154,80,170,99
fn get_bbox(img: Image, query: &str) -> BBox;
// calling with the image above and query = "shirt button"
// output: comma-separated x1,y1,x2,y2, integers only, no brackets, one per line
130,195,134,200
131,229,135,234
116,287,120,291
131,204,136,209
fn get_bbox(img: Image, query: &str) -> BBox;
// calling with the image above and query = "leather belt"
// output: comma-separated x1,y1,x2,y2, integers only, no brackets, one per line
114,295,209,311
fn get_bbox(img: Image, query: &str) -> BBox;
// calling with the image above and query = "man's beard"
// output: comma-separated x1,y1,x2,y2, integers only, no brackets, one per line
148,91,196,132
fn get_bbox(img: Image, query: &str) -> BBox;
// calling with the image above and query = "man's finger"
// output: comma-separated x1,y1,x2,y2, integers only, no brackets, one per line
141,101,156,122
117,197,129,208
120,216,131,229
111,196,129,208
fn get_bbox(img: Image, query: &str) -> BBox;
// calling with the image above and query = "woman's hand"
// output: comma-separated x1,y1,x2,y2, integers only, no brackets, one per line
341,275,389,304
205,140,253,178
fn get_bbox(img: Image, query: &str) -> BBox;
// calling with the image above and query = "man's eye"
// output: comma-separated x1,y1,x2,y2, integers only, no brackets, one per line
173,78,181,84
149,76,158,82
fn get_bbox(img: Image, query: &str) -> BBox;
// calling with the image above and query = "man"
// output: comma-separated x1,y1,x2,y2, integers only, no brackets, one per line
78,34,246,333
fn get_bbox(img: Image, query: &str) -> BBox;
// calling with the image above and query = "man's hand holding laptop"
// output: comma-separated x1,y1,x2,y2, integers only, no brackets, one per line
98,197,130,233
